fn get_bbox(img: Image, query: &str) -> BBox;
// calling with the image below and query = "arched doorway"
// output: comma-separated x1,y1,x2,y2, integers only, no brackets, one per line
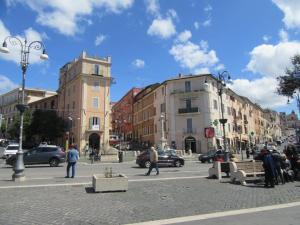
89,133,100,150
185,136,197,153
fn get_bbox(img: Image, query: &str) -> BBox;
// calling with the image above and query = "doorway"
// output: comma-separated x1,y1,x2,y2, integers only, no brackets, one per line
185,136,197,153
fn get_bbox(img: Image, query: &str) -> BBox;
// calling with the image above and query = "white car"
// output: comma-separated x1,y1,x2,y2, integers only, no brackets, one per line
3,144,19,158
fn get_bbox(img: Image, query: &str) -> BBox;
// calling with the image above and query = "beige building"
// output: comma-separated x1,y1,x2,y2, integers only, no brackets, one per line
0,88,56,135
57,51,112,153
132,73,282,153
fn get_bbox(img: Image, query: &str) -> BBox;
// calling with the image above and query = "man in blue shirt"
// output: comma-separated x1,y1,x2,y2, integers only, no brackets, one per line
65,144,79,178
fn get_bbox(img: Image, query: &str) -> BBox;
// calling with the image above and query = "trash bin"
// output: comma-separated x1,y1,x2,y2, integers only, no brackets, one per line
118,150,123,163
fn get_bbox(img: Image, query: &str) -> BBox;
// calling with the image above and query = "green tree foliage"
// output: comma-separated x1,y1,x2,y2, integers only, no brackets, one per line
28,110,67,143
277,54,300,97
7,110,32,140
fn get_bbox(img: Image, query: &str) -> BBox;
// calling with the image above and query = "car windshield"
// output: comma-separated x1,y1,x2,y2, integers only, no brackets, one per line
7,146,19,150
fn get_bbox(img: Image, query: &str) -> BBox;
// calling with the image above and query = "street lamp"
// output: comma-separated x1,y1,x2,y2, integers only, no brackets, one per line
160,113,167,149
0,36,48,181
216,71,231,161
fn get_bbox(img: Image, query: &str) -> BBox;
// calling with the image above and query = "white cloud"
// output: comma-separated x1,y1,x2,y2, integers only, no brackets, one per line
147,17,176,39
132,59,145,68
279,29,289,42
0,75,18,94
246,41,300,77
169,40,218,70
204,4,213,12
194,67,210,74
145,0,160,17
0,20,46,64
95,34,106,46
228,77,287,108
203,19,212,27
262,35,271,42
272,0,300,29
194,21,200,30
7,0,134,36
176,30,192,43
215,64,225,71
167,9,178,20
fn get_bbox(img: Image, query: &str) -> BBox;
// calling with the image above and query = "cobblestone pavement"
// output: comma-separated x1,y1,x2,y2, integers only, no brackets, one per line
0,176,299,225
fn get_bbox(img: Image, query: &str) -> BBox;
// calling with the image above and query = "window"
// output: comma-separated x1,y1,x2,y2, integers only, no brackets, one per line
186,99,191,109
160,103,166,113
187,118,192,133
94,65,100,75
72,101,75,109
93,81,100,91
89,117,100,130
92,97,99,108
67,104,70,111
227,107,231,115
213,100,218,110
44,102,47,109
185,81,191,92
162,87,164,95
51,100,55,109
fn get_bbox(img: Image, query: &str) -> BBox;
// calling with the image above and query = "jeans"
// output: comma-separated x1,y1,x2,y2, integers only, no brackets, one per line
146,162,159,175
67,162,76,177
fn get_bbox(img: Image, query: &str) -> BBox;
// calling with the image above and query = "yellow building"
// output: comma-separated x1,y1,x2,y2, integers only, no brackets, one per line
57,51,112,153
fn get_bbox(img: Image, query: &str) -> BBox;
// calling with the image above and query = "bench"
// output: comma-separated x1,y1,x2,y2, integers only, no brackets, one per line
230,160,264,185
208,161,230,180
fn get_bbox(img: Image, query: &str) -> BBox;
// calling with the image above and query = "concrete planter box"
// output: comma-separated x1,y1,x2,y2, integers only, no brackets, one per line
92,174,128,192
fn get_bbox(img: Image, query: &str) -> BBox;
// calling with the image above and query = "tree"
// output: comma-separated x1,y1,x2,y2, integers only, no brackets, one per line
28,110,67,144
277,54,300,113
7,110,32,141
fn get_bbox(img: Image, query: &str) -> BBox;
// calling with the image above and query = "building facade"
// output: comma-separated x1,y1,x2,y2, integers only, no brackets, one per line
131,74,282,153
0,88,56,137
57,51,112,153
111,87,142,141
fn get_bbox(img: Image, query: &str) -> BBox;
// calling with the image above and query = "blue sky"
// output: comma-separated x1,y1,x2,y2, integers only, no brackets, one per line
0,0,300,115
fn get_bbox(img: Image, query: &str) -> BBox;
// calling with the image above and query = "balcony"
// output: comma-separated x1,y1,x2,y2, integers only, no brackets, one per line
183,128,197,135
170,89,204,95
178,107,199,114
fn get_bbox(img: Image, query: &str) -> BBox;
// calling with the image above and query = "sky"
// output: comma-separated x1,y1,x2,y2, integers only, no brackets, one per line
0,0,300,115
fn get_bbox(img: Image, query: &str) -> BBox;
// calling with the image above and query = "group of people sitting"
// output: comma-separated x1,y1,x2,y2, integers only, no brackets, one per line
255,145,298,188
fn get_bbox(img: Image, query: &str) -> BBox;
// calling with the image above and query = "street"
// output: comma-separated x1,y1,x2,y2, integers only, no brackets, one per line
0,147,299,225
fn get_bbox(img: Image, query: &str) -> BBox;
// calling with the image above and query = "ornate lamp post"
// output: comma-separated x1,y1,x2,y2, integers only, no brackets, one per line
216,71,231,161
0,36,48,181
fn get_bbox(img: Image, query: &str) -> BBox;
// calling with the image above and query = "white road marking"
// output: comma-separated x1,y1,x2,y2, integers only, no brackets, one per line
0,175,206,189
124,201,300,225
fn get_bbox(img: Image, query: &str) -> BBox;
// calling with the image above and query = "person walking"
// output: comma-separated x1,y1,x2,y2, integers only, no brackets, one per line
145,146,159,176
65,144,79,178
89,148,95,164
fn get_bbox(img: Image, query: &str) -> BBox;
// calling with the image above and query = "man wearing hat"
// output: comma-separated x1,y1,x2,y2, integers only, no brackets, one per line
65,144,79,178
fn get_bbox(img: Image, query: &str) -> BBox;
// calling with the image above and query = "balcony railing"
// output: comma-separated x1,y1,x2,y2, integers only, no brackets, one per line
178,107,199,114
171,89,203,95
183,128,197,135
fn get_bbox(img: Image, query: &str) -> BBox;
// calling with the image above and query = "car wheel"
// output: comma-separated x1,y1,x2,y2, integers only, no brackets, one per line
201,160,205,163
144,161,151,168
174,160,181,167
49,158,59,167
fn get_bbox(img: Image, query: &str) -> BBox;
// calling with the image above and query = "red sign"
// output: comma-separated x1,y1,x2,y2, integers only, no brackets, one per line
204,127,215,138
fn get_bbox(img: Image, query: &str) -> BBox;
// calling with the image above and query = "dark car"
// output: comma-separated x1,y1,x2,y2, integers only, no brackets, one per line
6,145,66,167
198,150,225,163
136,149,185,168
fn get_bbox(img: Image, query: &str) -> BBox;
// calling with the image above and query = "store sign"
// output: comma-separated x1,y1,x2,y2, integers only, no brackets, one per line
92,125,100,131
204,127,215,138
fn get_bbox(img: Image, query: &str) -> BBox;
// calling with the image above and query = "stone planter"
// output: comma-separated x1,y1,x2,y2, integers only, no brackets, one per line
92,174,128,192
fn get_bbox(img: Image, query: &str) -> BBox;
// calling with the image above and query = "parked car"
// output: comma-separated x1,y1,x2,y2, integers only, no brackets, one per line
136,148,184,168
6,145,66,167
2,144,20,159
198,150,225,163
